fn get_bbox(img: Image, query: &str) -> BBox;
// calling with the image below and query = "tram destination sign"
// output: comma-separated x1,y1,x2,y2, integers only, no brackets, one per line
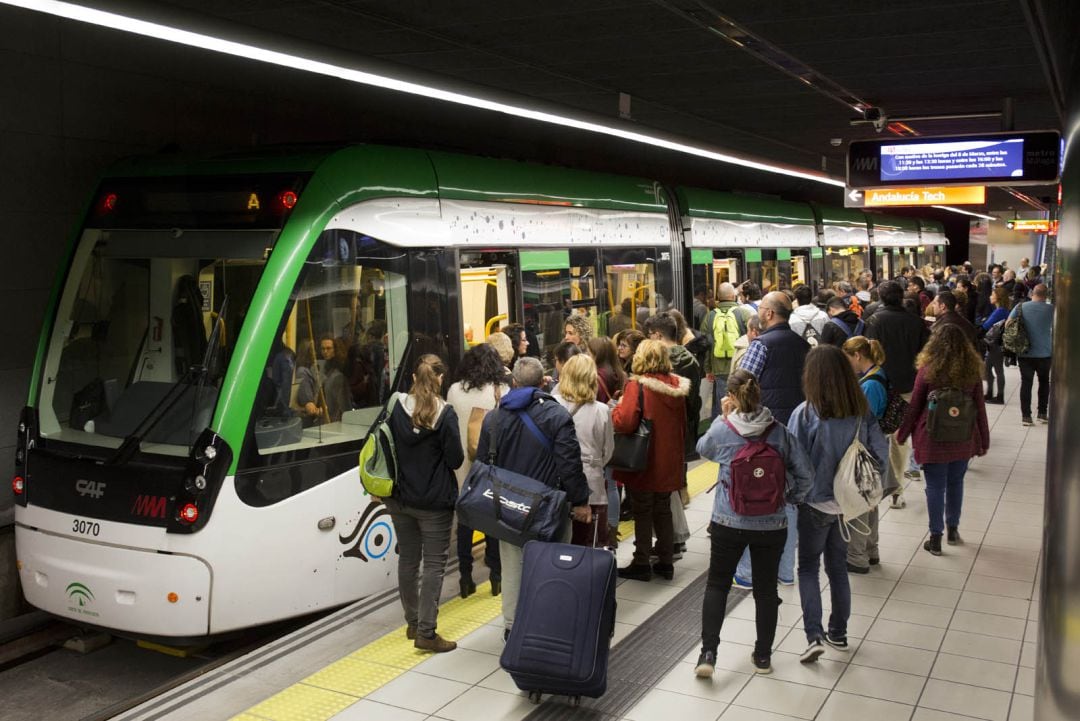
845,185,985,208
847,130,1061,189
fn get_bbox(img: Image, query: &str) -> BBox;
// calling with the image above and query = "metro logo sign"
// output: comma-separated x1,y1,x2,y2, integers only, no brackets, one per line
864,186,985,207
131,495,167,519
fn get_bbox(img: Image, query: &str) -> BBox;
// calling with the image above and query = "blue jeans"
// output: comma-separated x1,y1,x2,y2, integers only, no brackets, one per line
797,505,850,643
605,469,619,523
922,460,968,535
711,374,729,420
736,504,797,583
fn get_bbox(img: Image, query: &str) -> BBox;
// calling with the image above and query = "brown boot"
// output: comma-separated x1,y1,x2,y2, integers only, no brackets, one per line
405,624,417,640
415,633,457,653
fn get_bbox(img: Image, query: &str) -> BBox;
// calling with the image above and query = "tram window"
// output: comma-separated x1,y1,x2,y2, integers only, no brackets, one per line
459,251,515,347
825,248,869,286
713,257,739,290
36,229,270,456
602,249,657,338
246,231,409,463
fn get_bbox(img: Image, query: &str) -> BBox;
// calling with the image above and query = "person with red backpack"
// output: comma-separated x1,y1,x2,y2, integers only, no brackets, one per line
693,369,813,677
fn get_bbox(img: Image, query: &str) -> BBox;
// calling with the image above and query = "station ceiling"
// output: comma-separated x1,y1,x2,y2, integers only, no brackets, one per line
102,1,1079,213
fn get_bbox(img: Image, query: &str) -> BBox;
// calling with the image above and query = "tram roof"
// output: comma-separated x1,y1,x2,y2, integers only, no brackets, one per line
865,214,923,233
675,187,816,225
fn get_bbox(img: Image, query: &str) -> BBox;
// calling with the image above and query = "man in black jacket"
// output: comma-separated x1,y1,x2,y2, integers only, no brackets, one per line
930,290,978,350
867,281,931,510
475,357,591,635
820,296,865,347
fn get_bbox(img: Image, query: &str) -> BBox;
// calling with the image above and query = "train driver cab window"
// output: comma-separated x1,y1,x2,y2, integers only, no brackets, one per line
248,230,408,459
602,249,657,338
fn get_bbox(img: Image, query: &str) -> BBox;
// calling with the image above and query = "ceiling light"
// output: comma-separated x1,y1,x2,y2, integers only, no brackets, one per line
3,0,847,188
931,205,997,220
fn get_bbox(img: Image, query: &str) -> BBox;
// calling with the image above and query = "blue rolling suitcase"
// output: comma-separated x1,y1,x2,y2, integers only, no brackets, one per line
500,538,617,705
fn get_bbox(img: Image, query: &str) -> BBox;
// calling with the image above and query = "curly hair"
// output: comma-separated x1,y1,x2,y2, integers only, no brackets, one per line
631,339,673,375
916,324,983,388
564,314,594,349
455,343,507,392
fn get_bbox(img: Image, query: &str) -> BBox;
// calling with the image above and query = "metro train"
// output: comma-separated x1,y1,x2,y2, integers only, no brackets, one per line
13,144,948,638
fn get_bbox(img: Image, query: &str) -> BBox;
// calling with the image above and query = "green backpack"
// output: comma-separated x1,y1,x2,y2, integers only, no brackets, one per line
927,387,976,443
1002,302,1031,356
713,307,741,359
358,396,399,498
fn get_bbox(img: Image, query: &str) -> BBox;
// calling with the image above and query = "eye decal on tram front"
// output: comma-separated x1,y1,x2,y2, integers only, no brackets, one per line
339,500,396,562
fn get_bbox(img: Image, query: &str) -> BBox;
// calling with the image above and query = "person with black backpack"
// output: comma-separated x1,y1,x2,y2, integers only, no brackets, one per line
897,324,990,556
820,296,865,347
693,369,812,677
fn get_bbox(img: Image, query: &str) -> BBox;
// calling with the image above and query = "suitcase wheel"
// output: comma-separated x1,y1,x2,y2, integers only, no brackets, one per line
528,691,542,705
571,696,582,707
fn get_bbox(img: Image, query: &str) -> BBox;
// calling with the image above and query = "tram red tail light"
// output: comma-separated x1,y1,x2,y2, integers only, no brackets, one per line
179,503,199,524
12,476,24,495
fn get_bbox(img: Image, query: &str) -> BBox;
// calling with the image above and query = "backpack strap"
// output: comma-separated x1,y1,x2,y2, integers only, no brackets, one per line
516,406,554,452
854,319,866,336
830,316,854,337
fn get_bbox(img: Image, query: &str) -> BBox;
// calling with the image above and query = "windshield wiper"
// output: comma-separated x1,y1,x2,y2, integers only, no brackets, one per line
106,298,228,466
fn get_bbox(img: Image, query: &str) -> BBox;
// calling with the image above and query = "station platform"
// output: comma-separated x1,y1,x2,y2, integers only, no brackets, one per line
120,365,1045,721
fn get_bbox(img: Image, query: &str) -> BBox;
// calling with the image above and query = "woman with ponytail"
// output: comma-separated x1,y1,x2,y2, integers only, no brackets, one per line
692,369,812,678
385,354,464,654
841,336,896,573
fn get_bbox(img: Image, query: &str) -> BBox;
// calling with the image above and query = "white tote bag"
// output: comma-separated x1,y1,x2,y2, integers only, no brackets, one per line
832,418,883,538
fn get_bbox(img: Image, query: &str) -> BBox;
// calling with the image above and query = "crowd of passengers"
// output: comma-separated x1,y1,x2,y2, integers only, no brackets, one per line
351,260,1055,673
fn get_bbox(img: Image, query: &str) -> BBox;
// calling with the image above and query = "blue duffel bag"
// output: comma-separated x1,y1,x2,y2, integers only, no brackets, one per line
455,410,568,547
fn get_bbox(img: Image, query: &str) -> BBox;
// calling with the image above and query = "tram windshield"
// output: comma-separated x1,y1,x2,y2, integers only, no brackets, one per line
37,229,270,457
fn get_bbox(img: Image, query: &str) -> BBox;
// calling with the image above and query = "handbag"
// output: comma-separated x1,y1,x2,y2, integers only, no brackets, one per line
832,418,883,540
456,408,568,546
609,380,652,472
1002,302,1031,355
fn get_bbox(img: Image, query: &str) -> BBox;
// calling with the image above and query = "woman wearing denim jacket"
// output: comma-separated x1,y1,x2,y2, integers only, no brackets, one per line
787,345,889,664
693,369,813,677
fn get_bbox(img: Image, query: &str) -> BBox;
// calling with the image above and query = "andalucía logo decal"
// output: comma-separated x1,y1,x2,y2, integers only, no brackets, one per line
66,581,100,617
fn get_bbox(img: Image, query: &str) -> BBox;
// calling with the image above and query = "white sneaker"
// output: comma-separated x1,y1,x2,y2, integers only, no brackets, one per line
890,494,907,509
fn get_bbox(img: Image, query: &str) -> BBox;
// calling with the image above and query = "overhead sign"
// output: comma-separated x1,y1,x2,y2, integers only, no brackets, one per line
846,185,985,208
1006,219,1055,232
848,130,1061,188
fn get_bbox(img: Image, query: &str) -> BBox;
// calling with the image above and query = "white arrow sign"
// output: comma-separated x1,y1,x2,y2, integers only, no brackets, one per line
848,189,863,202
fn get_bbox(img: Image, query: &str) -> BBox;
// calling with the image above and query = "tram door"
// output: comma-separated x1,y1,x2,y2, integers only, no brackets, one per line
602,248,658,338
459,251,516,346
747,249,806,291
713,254,740,290
876,249,894,281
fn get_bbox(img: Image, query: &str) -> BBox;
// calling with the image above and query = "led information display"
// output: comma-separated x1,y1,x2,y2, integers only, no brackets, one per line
848,131,1060,188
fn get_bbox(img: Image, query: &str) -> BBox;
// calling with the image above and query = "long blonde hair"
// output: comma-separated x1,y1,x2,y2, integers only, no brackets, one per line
558,354,598,404
842,336,885,366
410,354,446,429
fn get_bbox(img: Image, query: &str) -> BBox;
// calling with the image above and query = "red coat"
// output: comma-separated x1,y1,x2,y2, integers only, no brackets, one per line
897,367,990,465
612,373,690,492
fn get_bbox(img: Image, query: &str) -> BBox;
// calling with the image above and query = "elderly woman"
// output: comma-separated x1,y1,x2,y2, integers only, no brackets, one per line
613,339,691,582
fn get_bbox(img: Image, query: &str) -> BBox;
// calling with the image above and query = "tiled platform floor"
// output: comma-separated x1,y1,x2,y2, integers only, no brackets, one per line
248,365,1048,721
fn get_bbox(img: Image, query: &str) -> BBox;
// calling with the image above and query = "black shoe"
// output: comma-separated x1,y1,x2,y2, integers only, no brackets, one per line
694,650,716,678
800,640,825,663
946,527,963,545
617,563,653,582
1038,413,1049,423
619,507,633,522
490,578,501,596
652,563,675,581
846,563,870,575
924,534,943,556
1022,416,1034,427
672,542,686,561
824,633,849,652
751,652,772,674
986,396,1004,405
868,557,880,566
459,578,476,599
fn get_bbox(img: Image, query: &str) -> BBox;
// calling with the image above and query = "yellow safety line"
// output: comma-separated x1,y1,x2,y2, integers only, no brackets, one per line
233,462,719,721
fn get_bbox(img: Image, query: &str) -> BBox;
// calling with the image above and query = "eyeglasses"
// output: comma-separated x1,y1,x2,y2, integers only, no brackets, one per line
617,343,629,349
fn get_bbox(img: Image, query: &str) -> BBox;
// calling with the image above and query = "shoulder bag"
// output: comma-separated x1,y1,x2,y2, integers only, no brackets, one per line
609,380,652,472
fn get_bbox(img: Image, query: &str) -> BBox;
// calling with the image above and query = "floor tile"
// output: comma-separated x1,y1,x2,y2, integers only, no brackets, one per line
949,610,1027,640
476,668,524,695
413,648,501,685
624,687,727,721
815,691,914,721
760,651,846,689
957,590,1030,618
890,581,962,608
835,664,926,704
963,575,1035,600
616,598,668,626
453,624,508,656
919,678,1012,721
939,629,1022,665
851,639,937,676
970,559,1036,583
432,686,535,721
866,618,946,651
911,709,986,721
366,672,471,715
1014,666,1035,696
718,706,803,721
879,598,951,628
654,663,750,702
1020,642,1036,668
901,566,970,590
846,576,898,598
1009,692,1034,721
733,676,830,719
330,699,428,721
931,652,1018,691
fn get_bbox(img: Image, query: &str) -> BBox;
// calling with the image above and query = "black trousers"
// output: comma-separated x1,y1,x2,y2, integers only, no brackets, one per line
700,522,787,657
984,345,1005,398
1018,357,1052,418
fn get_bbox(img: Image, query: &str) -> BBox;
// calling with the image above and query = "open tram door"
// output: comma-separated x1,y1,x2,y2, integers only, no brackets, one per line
813,205,871,287
867,213,922,282
458,251,517,347
919,220,949,268
688,248,742,315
